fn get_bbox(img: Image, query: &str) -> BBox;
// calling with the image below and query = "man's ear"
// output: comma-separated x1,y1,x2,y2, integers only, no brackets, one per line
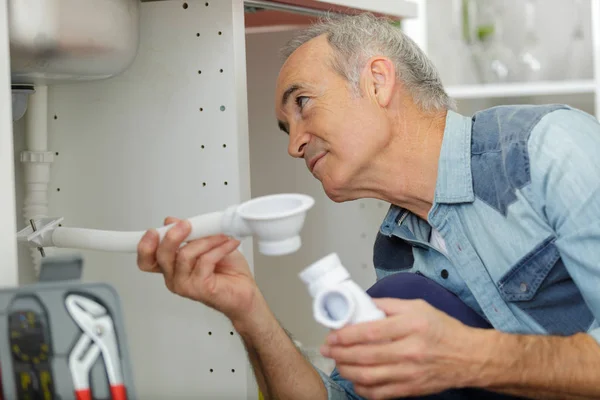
362,56,396,107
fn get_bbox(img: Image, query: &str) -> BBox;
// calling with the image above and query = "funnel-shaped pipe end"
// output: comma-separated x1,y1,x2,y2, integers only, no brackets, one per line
236,193,314,256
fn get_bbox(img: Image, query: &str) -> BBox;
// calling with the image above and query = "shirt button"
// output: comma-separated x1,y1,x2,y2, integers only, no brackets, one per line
441,269,449,279
520,282,528,292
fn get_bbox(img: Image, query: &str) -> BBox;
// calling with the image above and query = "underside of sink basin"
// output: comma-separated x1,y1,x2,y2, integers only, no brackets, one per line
8,0,140,85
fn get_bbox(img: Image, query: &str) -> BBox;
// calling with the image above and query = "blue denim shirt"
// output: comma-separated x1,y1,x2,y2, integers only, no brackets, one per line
316,105,600,399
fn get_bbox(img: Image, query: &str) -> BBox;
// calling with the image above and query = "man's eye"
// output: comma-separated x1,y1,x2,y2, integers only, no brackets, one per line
295,96,309,110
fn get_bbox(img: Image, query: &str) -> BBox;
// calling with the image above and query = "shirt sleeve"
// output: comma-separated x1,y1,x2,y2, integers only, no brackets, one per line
315,367,365,400
528,107,600,345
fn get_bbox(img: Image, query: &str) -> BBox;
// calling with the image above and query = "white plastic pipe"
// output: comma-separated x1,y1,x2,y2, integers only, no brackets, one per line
24,86,48,150
51,211,227,252
18,193,315,257
22,85,54,276
300,253,385,329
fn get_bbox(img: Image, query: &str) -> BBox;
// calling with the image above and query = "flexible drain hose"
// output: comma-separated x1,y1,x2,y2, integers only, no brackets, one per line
50,211,226,252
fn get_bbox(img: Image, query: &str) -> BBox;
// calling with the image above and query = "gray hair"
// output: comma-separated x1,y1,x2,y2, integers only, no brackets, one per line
280,13,456,113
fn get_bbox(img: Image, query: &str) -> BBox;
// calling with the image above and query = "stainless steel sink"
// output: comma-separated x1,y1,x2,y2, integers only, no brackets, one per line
8,0,140,84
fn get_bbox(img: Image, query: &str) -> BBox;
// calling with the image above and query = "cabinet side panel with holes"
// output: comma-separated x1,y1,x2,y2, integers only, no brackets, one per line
45,1,253,398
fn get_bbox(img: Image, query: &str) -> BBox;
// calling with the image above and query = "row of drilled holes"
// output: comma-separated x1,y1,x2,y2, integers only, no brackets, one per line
201,181,228,186
52,116,228,188
209,368,236,373
52,0,232,188
52,116,62,226
52,116,62,195
187,1,228,159
200,138,228,187
191,0,224,103
183,2,210,9
198,106,226,111
184,1,223,37
208,331,236,373
190,1,229,180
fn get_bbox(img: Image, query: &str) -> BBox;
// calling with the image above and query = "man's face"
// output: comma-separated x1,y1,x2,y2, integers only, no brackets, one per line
275,35,392,202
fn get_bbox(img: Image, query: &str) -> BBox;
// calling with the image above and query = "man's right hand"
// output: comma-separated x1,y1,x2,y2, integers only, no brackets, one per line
137,217,329,400
136,217,260,324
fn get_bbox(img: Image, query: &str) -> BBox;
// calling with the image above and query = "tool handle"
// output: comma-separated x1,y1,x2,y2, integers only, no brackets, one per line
75,389,92,400
110,384,127,400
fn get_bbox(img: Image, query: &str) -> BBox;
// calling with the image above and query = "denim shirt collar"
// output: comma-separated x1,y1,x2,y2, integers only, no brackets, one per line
434,110,475,205
380,110,475,235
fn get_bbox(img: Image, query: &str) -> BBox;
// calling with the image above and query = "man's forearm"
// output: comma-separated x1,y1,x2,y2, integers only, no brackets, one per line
471,330,600,399
233,295,328,400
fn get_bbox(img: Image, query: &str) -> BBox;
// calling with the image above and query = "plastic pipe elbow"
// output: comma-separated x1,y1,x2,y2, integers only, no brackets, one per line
300,253,385,330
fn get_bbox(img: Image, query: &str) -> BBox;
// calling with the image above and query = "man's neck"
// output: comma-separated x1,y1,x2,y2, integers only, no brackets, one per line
371,107,447,221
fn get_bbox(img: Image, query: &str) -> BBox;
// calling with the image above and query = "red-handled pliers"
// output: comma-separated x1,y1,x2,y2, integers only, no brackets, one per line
66,294,127,400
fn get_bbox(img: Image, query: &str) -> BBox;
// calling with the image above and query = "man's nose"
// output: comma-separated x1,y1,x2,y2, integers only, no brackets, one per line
287,126,310,158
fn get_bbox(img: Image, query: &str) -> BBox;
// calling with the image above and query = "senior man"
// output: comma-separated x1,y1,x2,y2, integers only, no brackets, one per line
137,13,600,400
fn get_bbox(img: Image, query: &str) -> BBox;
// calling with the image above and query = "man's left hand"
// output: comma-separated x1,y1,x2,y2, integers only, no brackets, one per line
320,298,491,399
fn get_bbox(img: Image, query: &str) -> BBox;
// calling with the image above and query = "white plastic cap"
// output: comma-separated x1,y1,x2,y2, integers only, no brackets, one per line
299,253,343,283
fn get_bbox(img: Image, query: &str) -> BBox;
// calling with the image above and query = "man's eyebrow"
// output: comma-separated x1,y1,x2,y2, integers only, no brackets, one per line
281,84,302,108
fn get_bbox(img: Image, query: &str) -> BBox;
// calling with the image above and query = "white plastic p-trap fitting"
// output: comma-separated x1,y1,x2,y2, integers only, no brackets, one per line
299,253,385,329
